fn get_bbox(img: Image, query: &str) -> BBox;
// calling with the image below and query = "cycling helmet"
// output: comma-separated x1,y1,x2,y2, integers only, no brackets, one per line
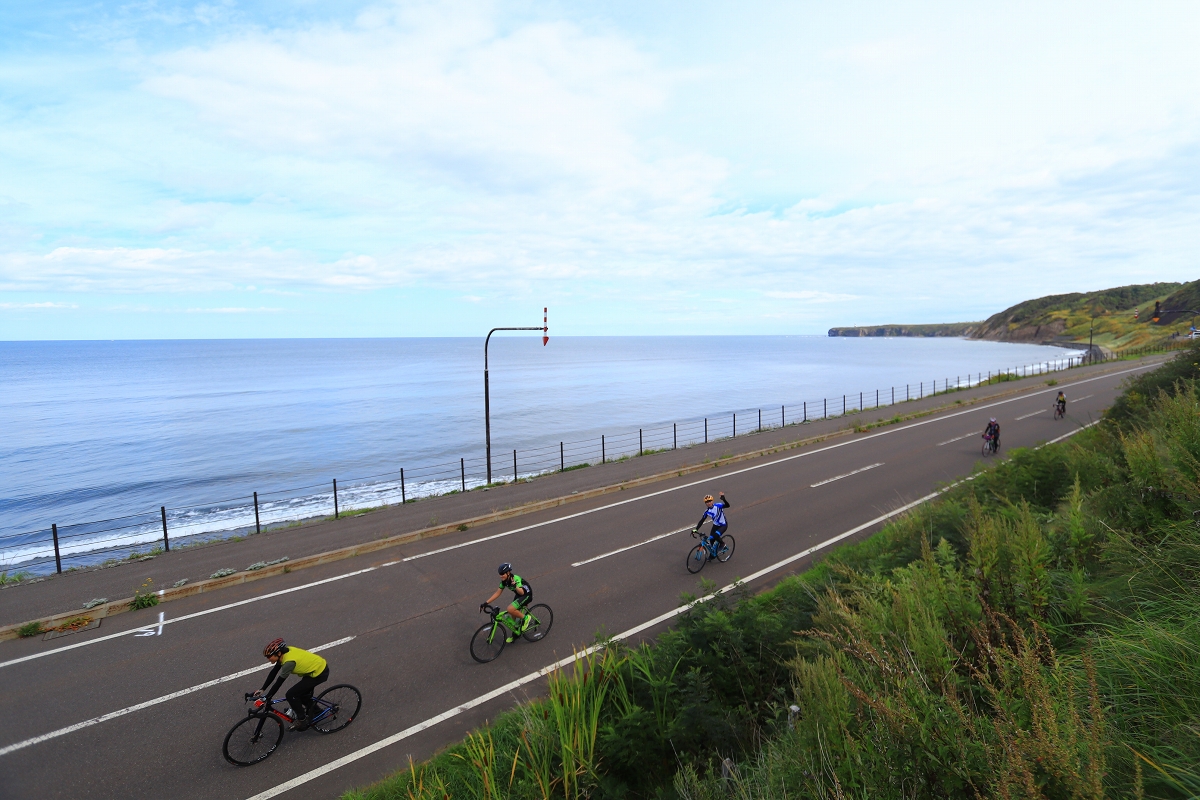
263,638,286,658
703,495,714,503
990,418,997,423
497,563,512,575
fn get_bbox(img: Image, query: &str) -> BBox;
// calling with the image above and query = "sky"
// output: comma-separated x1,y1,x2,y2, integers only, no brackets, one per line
2,0,1199,339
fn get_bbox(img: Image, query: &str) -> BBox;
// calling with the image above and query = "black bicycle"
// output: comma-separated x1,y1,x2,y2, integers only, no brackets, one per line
222,684,362,766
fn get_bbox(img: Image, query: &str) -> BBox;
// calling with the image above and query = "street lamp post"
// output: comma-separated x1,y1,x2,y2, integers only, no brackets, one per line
485,309,549,484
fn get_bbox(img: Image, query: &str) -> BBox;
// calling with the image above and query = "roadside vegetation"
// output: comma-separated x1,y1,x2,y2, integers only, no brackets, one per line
345,340,1200,800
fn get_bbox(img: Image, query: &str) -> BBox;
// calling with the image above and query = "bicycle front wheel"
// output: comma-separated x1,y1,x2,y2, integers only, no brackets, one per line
686,544,708,574
470,622,506,663
312,684,362,734
982,440,991,456
223,713,284,766
716,535,735,563
522,604,553,642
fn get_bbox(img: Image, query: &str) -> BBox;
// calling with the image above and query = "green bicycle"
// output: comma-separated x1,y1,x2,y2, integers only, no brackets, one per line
470,602,553,663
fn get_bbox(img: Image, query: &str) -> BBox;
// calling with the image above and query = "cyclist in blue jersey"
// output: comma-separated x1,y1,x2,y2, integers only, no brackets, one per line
693,492,731,550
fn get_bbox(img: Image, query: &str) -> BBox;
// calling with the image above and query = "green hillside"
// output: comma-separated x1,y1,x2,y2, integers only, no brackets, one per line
970,280,1195,350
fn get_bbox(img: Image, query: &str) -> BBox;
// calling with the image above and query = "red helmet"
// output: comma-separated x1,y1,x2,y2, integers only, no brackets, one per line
263,638,286,658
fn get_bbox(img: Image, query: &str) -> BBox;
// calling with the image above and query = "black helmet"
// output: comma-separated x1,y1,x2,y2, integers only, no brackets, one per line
498,563,512,575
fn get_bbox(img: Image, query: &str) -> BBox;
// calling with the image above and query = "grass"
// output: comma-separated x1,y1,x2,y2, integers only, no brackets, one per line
0,570,32,586
346,341,1200,800
17,621,43,638
129,577,159,609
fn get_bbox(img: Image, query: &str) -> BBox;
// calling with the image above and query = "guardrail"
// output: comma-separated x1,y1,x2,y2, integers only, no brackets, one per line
1,342,1184,577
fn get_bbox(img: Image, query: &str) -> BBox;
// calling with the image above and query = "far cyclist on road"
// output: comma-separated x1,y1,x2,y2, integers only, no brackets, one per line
1056,391,1067,415
254,638,329,730
984,418,1001,451
482,563,532,642
694,492,731,550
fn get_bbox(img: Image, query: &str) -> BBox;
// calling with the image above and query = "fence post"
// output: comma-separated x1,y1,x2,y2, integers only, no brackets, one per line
824,398,827,419
758,409,762,432
860,391,863,410
907,384,910,401
333,479,339,518
400,471,406,504
782,405,785,427
802,401,806,422
560,442,565,471
733,413,736,437
602,435,606,463
843,395,846,415
704,419,708,443
920,381,923,399
875,389,878,408
254,491,261,533
52,523,61,574
639,429,643,456
161,506,169,552
892,387,894,405
461,458,466,491
513,450,517,483
673,424,677,450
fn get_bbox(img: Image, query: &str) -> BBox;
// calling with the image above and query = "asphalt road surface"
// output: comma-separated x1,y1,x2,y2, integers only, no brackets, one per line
0,361,1156,800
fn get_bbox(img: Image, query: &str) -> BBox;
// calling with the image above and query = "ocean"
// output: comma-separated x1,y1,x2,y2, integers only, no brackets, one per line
1,336,1076,572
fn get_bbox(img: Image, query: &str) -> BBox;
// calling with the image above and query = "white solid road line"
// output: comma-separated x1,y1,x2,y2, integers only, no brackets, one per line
809,462,883,488
0,637,355,757
937,432,976,446
247,410,1109,798
571,528,689,568
1043,419,1102,446
0,362,1155,671
1075,394,1094,401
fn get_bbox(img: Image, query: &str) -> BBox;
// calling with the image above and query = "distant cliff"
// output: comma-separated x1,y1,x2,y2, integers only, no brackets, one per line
828,322,979,338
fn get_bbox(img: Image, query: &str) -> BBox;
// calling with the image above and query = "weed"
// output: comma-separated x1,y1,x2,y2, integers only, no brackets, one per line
0,570,32,586
82,598,107,609
209,568,237,579
458,523,469,531
1046,378,1059,386
129,578,159,609
17,621,43,637
54,616,93,632
562,462,591,472
171,579,188,588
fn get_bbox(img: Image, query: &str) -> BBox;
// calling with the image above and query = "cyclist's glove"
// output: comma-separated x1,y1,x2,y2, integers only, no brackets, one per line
479,602,488,612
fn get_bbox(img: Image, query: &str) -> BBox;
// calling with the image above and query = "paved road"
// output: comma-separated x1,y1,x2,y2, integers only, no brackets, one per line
0,361,1156,800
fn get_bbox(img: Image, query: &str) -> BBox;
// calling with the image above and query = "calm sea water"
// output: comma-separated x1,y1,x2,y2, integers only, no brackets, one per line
1,336,1074,570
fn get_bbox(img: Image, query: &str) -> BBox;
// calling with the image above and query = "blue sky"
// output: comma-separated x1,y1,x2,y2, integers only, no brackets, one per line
2,1,1199,339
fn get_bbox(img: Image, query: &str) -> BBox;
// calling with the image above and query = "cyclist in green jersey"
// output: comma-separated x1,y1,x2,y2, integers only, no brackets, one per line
253,638,329,730
481,563,533,642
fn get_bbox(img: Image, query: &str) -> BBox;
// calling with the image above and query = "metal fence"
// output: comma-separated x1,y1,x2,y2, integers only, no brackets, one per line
1,342,1185,576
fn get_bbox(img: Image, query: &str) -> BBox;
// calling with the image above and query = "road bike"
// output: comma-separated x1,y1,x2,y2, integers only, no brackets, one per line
1053,403,1066,420
982,434,999,456
470,602,553,663
222,683,362,766
686,528,735,574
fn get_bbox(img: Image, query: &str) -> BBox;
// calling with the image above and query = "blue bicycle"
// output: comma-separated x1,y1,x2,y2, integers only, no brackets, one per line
686,528,735,574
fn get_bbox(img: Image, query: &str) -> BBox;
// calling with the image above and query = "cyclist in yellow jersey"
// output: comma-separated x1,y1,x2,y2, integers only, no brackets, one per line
254,638,329,730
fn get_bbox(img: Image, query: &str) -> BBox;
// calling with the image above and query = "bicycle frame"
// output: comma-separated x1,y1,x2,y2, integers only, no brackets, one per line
482,606,533,643
248,695,334,725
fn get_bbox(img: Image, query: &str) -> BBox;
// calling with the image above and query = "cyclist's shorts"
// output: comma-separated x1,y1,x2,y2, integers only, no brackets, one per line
710,524,728,538
512,591,533,609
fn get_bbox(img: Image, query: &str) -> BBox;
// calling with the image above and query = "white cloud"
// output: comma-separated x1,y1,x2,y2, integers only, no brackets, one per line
0,301,78,309
184,306,284,314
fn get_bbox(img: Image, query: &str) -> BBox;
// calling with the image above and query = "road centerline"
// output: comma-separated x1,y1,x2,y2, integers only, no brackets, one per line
571,528,688,567
937,432,976,446
1015,409,1044,420
809,462,883,488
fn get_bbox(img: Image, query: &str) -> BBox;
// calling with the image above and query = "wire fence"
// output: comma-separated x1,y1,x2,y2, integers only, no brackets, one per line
1,342,1186,577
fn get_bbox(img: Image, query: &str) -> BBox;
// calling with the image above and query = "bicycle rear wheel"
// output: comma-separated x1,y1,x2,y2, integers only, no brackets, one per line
686,544,707,574
716,535,735,563
470,622,507,663
522,604,553,642
223,713,284,766
312,684,361,734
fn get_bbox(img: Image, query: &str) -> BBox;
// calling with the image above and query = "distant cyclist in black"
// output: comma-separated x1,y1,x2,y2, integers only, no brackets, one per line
984,418,1000,450
693,492,731,550
481,563,532,641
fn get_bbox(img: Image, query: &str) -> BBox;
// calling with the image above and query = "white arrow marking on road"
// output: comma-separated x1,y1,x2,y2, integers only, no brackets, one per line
0,637,354,757
809,462,883,488
134,611,164,637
